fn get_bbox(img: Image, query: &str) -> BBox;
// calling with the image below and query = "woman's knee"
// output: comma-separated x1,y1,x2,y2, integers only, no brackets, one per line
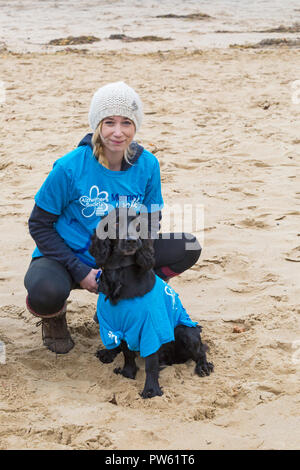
27,279,69,315
184,233,202,266
24,258,73,315
169,233,201,273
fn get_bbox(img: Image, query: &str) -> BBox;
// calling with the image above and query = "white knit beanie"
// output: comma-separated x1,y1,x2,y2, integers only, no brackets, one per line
88,81,143,132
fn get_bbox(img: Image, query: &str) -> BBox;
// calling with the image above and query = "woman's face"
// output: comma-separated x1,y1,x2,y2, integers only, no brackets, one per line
100,115,135,155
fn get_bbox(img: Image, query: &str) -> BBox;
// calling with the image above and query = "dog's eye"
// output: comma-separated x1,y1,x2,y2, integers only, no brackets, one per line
136,223,140,232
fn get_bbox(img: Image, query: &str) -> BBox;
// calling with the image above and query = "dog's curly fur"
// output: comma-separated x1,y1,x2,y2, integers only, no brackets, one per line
89,209,213,398
89,231,156,305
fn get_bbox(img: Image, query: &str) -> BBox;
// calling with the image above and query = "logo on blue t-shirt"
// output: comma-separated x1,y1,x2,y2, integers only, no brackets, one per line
79,185,143,217
79,185,109,217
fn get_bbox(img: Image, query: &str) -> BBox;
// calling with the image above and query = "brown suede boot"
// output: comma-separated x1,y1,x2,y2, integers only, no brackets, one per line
26,297,74,354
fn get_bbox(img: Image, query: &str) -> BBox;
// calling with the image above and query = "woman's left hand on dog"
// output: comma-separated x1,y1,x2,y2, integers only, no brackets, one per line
79,268,101,294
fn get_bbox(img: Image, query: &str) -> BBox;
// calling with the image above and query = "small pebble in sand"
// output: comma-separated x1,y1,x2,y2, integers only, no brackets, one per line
233,326,246,333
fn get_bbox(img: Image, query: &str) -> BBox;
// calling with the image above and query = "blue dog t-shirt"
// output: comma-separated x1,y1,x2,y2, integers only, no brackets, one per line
96,275,197,358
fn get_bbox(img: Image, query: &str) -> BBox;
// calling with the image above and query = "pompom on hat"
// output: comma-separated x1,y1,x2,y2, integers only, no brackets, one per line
88,81,143,132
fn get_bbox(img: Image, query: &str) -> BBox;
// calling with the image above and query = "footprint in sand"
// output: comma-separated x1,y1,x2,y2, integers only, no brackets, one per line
253,161,272,168
192,407,216,421
189,158,208,164
173,162,198,170
244,159,271,168
235,217,270,229
69,322,99,338
228,186,243,192
159,161,174,172
227,281,267,294
286,211,300,216
0,161,12,171
161,174,174,183
285,246,300,262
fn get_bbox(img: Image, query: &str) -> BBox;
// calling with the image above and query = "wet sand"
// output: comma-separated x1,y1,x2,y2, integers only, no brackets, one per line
0,0,300,52
0,1,300,451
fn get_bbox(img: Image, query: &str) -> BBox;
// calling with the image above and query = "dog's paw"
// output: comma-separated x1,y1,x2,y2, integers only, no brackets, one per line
140,386,163,399
195,361,214,377
113,365,138,380
96,347,120,363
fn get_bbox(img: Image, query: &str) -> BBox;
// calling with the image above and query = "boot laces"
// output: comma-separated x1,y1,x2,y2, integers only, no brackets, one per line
36,318,59,356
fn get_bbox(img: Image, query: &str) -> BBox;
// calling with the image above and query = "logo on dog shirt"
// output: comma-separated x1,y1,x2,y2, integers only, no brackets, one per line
164,285,176,309
108,331,119,344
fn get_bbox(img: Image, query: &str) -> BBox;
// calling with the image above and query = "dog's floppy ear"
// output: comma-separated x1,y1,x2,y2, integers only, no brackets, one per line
89,231,112,267
135,238,155,272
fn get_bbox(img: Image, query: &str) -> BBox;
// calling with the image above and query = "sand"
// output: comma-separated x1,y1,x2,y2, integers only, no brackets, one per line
1,0,300,52
0,1,300,451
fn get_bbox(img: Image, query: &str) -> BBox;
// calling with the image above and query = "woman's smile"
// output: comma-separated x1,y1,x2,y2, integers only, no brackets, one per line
101,116,135,151
110,139,126,145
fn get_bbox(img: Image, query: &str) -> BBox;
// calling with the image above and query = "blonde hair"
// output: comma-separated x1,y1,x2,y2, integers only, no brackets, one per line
92,121,134,168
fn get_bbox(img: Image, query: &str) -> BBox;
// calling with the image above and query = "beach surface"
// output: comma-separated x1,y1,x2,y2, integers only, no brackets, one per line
0,0,300,450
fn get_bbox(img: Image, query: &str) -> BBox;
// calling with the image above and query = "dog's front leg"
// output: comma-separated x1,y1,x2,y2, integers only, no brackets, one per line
96,345,122,363
114,341,138,379
195,342,214,377
141,352,163,399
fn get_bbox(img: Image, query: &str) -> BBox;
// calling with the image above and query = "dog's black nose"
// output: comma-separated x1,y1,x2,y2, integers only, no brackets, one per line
119,236,141,254
127,235,138,242
124,237,138,248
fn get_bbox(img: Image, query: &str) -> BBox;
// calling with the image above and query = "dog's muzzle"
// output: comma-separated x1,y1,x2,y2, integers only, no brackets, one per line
119,237,142,255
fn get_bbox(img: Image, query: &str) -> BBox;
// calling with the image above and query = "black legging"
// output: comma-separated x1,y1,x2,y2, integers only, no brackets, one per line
24,233,201,316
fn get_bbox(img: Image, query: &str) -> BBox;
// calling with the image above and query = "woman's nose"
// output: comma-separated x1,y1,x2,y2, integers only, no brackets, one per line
113,124,123,136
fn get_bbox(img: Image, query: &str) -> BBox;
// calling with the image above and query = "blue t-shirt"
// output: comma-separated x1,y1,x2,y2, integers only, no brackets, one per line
32,145,164,266
96,275,197,358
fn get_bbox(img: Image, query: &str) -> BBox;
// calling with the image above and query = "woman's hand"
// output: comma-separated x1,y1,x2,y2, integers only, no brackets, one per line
79,268,101,294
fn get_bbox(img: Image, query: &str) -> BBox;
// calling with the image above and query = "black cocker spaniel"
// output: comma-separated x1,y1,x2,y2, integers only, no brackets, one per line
89,208,213,399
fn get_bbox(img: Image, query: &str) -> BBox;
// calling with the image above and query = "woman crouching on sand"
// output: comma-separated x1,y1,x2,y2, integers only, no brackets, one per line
24,81,201,354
